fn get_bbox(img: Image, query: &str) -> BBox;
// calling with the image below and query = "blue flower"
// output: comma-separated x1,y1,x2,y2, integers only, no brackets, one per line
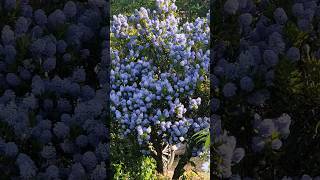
4,0,16,11
81,151,97,171
273,8,288,25
1,25,15,45
6,73,21,87
223,83,237,97
4,142,18,157
63,1,77,18
286,47,300,62
16,153,37,178
34,9,48,26
224,0,239,15
240,76,254,92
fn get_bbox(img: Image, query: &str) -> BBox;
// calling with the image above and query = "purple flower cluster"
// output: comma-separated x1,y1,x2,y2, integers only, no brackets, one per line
0,0,109,179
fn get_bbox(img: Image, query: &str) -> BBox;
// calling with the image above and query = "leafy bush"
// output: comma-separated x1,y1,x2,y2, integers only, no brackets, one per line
111,130,157,180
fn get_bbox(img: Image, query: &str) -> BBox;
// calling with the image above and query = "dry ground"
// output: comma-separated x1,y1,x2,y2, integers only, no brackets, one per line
157,157,210,180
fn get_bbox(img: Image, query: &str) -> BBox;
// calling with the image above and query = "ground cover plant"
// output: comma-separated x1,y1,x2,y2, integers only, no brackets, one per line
212,0,320,178
0,0,109,179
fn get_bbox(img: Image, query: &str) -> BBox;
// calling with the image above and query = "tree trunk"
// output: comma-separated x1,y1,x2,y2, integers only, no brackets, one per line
172,142,194,180
154,143,165,174
150,130,165,174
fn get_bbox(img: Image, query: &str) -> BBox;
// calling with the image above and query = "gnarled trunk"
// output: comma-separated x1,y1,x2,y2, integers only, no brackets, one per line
150,130,165,174
154,143,165,174
172,142,194,180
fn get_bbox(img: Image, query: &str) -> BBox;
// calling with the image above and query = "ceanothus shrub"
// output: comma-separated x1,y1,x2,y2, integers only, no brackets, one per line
110,0,209,177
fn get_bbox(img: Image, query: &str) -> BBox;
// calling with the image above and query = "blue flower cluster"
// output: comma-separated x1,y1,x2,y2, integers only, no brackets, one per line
252,113,291,152
215,133,245,177
110,0,209,156
212,0,320,178
211,115,245,178
0,0,109,178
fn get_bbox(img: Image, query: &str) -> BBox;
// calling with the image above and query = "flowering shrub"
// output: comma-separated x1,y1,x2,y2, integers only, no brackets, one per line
212,0,320,178
0,0,109,179
110,0,210,178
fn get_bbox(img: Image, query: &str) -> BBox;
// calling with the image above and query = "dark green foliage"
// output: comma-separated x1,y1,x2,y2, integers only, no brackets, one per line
111,0,209,22
111,0,156,16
